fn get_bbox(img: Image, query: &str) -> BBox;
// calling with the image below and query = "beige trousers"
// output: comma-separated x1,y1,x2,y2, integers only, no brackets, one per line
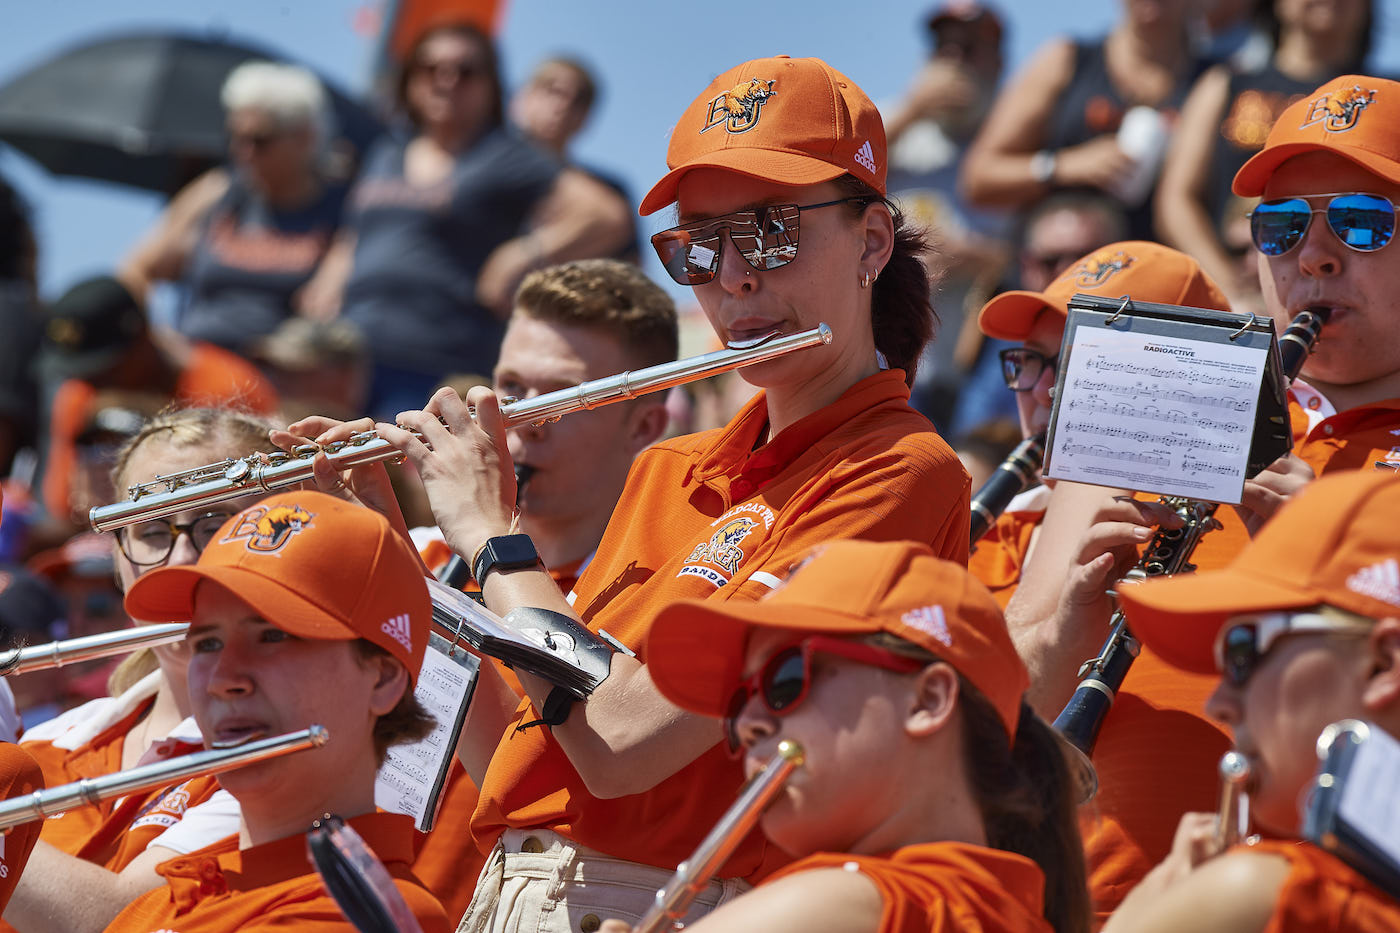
457,829,750,933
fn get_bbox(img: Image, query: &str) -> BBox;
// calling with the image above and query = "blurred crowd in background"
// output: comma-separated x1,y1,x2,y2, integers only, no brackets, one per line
0,0,1386,727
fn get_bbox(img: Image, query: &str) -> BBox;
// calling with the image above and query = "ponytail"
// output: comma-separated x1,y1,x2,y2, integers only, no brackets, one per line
834,175,937,389
961,686,1089,933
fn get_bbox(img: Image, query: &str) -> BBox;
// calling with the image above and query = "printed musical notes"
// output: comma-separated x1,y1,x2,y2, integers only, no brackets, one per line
1047,325,1269,503
375,638,479,831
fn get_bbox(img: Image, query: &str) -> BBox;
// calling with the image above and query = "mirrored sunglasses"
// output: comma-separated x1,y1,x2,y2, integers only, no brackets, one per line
723,635,926,755
651,198,869,286
1250,193,1397,257
1215,610,1373,688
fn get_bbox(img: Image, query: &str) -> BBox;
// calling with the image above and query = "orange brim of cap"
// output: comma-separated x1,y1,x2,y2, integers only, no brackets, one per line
125,564,360,643
648,597,882,717
977,290,1061,341
1233,141,1400,197
639,148,848,216
1117,566,1323,675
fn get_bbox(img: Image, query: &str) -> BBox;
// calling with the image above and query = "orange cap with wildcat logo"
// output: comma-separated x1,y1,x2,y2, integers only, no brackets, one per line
647,539,1027,742
124,491,429,681
1234,75,1400,196
639,56,885,215
977,240,1231,341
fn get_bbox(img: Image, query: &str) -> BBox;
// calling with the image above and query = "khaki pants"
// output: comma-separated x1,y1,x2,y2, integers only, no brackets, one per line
458,829,750,933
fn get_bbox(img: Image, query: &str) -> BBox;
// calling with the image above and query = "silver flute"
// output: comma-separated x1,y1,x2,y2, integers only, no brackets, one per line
2,623,191,677
90,325,833,533
0,725,328,831
634,740,805,933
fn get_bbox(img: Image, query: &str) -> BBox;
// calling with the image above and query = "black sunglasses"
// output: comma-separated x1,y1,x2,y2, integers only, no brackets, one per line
998,346,1058,393
651,198,870,286
723,636,925,755
1250,192,1397,257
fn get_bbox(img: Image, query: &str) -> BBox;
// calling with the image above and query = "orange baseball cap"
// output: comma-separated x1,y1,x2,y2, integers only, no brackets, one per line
638,56,885,216
978,240,1231,341
1119,471,1400,676
1234,75,1400,197
647,539,1028,741
124,491,430,681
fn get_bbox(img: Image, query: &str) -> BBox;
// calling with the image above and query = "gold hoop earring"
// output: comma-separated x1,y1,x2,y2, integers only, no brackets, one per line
861,272,871,288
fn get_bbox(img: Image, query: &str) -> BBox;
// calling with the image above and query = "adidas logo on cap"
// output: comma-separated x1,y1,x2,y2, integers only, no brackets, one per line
901,605,953,647
381,613,414,653
1346,559,1400,608
854,139,877,174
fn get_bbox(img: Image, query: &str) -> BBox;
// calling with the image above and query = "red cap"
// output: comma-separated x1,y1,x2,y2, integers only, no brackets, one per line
1234,75,1400,197
647,539,1028,741
1119,471,1400,675
639,56,885,216
124,492,430,682
978,240,1231,341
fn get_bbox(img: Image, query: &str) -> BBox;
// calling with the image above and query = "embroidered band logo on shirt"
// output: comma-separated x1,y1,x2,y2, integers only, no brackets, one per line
1346,558,1400,608
901,605,953,647
1298,85,1377,133
701,78,776,134
220,504,315,553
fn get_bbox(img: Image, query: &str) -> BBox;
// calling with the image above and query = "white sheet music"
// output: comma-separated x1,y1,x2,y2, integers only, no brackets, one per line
1046,326,1268,503
375,641,477,831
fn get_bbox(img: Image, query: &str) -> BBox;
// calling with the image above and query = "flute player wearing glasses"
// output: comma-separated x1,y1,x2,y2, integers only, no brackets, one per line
292,54,970,932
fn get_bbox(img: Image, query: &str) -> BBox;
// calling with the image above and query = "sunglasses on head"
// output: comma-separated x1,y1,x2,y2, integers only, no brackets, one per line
651,198,870,286
1215,609,1373,688
998,346,1058,392
1249,192,1397,257
723,635,927,755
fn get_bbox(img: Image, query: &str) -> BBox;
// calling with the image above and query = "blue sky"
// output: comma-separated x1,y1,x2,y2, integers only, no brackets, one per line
2,0,1398,305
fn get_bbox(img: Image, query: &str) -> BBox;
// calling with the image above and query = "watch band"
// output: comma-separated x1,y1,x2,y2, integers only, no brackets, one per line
472,534,543,586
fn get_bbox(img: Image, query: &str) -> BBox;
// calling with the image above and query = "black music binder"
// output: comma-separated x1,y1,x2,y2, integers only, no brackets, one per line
1042,294,1292,504
1303,719,1400,897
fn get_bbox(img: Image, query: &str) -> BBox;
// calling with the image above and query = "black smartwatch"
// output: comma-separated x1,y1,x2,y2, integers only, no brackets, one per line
472,534,544,585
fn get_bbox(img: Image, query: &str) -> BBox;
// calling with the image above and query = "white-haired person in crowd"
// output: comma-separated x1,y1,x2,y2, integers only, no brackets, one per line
120,60,350,355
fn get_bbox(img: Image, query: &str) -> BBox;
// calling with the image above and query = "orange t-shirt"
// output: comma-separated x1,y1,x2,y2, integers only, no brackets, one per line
474,370,970,881
767,843,1051,933
41,341,279,518
0,744,46,915
20,699,221,871
104,811,449,933
1246,839,1400,932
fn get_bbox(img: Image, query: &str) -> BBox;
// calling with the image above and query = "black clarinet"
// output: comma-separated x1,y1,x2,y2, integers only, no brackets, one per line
437,464,536,589
970,431,1046,546
1053,307,1329,755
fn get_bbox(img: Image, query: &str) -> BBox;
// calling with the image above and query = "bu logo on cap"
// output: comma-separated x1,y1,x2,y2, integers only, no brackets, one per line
1299,85,1377,133
701,78,776,135
1074,250,1136,287
220,504,315,553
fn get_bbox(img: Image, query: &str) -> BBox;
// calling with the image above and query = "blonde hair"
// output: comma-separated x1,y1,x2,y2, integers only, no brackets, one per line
106,407,277,697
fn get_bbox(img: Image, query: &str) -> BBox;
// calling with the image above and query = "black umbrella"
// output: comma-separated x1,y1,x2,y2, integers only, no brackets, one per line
0,31,384,195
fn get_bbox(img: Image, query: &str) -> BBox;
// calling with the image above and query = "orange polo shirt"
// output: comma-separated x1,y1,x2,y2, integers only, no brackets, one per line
474,370,970,881
767,843,1051,933
19,699,219,870
0,744,46,915
1288,384,1400,475
104,811,449,933
968,486,1048,610
1245,839,1400,932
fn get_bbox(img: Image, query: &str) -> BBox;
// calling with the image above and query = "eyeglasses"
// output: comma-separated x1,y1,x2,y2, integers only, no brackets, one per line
1215,609,1373,688
998,346,1058,392
117,512,236,567
1249,192,1397,257
651,198,870,286
723,635,926,755
228,130,282,152
413,59,484,85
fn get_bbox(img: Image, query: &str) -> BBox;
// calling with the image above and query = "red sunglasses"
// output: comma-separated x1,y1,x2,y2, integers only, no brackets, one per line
723,636,926,755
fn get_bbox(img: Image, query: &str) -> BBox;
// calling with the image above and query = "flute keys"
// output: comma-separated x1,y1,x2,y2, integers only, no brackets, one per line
224,460,251,482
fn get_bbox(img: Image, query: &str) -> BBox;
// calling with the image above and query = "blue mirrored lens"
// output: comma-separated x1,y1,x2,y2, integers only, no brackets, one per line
1251,199,1310,256
1327,194,1395,251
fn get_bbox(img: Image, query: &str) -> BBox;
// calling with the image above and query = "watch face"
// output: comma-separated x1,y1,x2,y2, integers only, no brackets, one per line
492,534,540,568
